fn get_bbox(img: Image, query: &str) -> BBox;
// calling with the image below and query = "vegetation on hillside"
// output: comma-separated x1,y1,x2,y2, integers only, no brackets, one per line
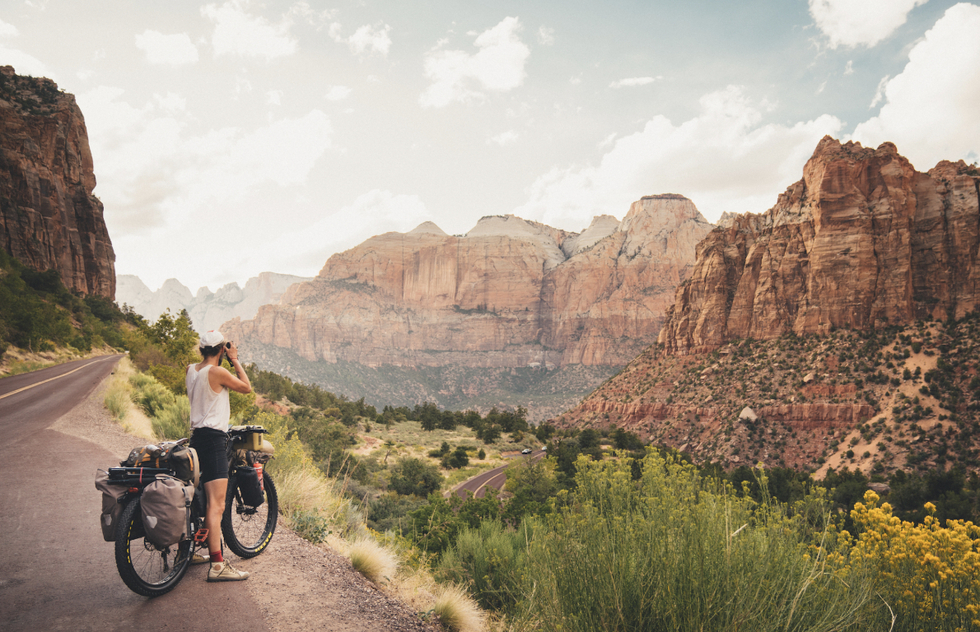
562,313,980,477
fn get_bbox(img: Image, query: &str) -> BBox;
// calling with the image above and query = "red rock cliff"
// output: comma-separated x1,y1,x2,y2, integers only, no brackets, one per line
0,67,115,298
659,137,980,354
226,196,713,368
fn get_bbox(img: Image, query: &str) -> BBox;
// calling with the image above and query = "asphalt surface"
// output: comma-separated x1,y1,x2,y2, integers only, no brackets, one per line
0,356,271,632
452,449,546,499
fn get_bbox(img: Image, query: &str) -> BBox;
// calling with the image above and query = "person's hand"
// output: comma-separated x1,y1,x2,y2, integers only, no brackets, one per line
226,342,239,363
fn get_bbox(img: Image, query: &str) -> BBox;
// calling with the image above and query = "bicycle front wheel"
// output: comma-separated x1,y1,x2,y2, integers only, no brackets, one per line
221,470,278,558
114,497,191,597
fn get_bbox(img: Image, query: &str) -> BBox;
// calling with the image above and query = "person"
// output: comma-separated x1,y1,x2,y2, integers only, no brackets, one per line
186,329,253,582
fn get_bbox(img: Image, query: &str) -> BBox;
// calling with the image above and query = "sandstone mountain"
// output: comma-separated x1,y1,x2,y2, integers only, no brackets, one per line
0,67,115,298
224,196,713,417
659,137,980,355
116,272,312,333
558,138,980,475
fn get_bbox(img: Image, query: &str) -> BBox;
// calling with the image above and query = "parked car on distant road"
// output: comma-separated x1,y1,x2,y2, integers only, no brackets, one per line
521,448,532,454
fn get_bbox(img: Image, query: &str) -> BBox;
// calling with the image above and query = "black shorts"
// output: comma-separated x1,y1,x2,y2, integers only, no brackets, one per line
190,428,229,484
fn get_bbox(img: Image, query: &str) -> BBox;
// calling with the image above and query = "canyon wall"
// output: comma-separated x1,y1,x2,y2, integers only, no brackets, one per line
659,137,980,355
0,67,115,298
226,195,713,372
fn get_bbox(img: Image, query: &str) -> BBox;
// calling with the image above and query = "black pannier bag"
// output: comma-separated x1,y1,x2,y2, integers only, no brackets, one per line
95,469,128,542
235,466,265,507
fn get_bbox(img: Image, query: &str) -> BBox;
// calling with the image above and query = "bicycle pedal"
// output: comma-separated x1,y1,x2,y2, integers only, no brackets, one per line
193,528,209,543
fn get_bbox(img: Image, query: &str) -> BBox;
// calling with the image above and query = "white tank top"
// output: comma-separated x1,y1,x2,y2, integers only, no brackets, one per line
186,364,230,432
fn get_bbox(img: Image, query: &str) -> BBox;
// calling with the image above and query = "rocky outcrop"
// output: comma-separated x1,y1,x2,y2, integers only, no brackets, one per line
659,138,980,355
226,196,714,371
0,67,115,298
116,272,311,332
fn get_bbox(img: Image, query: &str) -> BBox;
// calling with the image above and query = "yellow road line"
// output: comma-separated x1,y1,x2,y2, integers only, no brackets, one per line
0,358,106,401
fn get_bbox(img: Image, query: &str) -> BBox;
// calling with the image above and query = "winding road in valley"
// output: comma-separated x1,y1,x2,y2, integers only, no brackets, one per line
451,449,547,499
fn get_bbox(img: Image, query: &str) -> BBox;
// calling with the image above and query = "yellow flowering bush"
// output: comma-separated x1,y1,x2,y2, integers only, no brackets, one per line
850,491,980,631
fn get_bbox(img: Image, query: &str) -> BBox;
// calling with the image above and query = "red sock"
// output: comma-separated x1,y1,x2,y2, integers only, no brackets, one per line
210,550,223,563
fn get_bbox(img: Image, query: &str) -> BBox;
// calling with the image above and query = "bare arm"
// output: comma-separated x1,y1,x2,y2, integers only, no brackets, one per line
213,343,252,394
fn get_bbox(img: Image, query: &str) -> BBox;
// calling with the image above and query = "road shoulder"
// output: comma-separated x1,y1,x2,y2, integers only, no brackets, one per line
59,370,439,632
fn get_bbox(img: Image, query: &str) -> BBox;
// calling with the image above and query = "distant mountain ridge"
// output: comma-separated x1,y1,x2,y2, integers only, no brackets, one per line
117,272,312,333
223,196,713,416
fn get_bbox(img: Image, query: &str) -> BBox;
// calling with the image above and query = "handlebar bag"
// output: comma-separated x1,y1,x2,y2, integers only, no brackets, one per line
95,469,128,542
235,466,265,507
141,474,193,548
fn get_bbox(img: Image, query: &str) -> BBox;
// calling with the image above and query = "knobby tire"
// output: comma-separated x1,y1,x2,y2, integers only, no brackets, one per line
221,470,278,558
114,497,191,597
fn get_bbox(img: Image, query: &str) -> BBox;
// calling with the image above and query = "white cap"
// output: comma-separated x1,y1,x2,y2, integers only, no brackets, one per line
199,330,225,347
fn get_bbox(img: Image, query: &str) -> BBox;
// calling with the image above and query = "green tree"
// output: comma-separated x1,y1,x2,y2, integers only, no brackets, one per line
390,457,442,497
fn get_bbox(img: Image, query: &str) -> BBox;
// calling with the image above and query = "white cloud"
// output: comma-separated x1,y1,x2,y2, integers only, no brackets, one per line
514,85,843,229
488,130,519,146
266,89,282,105
328,22,392,58
809,0,928,49
325,85,352,101
851,3,980,169
77,85,331,235
0,19,19,37
153,92,186,113
844,60,854,75
0,17,51,78
538,26,555,45
134,30,199,65
202,0,297,60
869,75,889,108
348,23,392,57
609,76,660,88
269,190,433,272
420,16,530,108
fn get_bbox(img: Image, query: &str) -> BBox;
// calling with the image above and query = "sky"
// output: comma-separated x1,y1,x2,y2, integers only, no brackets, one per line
2,0,978,293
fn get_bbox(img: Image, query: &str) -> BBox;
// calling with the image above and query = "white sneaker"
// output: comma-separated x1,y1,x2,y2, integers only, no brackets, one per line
207,561,249,582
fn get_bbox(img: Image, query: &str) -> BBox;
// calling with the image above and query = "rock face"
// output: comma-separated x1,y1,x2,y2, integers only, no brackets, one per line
225,196,713,372
659,137,980,355
0,67,115,298
116,272,312,332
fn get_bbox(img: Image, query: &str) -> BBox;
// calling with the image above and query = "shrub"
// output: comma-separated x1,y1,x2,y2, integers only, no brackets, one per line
152,396,190,440
131,377,176,417
850,491,980,631
438,520,528,612
516,454,875,632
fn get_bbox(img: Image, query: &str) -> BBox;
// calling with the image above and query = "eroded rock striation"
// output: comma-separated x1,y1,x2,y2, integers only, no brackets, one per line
0,67,115,297
226,196,713,372
659,137,980,355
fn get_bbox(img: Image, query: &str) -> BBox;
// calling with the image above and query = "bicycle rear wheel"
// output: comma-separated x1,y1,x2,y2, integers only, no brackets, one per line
222,470,278,558
114,497,191,597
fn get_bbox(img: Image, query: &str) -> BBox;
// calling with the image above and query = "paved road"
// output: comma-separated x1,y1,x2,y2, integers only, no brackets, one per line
0,356,270,631
452,449,546,499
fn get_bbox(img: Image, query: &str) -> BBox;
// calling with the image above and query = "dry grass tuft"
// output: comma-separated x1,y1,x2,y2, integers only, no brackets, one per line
433,584,486,632
102,358,154,439
347,538,398,584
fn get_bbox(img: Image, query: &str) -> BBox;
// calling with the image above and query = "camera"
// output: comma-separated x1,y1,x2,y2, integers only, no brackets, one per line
225,342,232,349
